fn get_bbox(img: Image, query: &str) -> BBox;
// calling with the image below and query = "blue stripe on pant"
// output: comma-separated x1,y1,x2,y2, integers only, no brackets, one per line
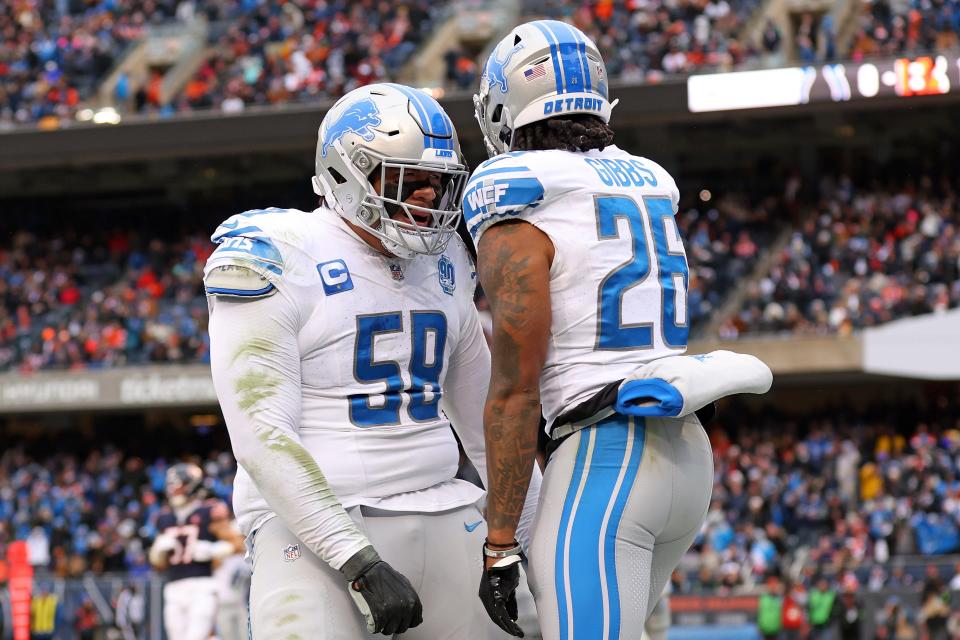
554,415,646,639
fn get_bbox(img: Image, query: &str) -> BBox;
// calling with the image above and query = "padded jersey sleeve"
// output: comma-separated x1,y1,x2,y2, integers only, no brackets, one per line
206,210,289,284
462,153,547,249
208,258,371,571
204,208,322,295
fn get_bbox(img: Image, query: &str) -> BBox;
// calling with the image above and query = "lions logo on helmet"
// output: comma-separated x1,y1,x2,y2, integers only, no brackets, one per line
473,20,616,158
320,98,382,158
313,84,469,260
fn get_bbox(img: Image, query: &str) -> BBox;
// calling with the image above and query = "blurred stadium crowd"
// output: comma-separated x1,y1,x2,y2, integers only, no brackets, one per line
0,445,235,577
3,391,960,633
1,0,443,125
3,170,957,372
682,394,960,597
0,227,211,371
720,176,960,337
4,0,960,124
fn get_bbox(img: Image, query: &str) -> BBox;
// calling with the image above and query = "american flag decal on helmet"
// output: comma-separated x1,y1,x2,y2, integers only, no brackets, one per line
523,64,547,82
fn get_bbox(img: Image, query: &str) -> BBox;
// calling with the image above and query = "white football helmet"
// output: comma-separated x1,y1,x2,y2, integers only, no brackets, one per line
313,83,468,259
474,20,616,157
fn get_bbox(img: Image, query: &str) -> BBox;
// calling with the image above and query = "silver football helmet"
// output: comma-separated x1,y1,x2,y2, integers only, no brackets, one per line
474,20,616,158
313,83,468,259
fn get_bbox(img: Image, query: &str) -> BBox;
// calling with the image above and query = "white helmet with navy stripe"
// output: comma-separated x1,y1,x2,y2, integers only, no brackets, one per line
313,83,468,259
474,20,615,158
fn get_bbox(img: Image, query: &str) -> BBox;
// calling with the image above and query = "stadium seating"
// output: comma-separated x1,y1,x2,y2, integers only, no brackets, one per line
0,227,211,371
5,0,960,125
525,0,766,81
0,194,775,371
0,0,175,127
5,392,959,590
0,444,235,576
678,193,777,331
720,177,960,337
677,392,960,594
850,0,960,61
168,0,442,113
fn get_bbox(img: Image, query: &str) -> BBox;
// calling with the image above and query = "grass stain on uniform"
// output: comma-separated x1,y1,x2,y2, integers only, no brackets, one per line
257,428,331,491
234,369,281,413
275,613,299,627
232,336,277,366
231,332,338,529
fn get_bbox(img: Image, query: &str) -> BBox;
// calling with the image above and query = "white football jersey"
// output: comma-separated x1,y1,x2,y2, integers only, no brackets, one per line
464,146,689,427
205,207,485,535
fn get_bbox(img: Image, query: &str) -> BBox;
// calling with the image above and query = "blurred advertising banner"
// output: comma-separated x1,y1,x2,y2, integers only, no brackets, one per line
0,365,217,412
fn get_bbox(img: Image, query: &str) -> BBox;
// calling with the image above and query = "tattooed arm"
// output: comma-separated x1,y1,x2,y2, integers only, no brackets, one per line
476,220,554,567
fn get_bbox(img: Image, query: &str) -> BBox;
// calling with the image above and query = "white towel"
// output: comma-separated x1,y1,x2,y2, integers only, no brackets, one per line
616,350,773,418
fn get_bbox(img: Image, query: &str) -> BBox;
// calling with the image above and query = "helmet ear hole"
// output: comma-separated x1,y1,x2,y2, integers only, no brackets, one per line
327,167,348,185
491,104,503,123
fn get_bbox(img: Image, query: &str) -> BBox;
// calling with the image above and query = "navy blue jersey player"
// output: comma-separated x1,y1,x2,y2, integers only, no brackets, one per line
149,463,243,640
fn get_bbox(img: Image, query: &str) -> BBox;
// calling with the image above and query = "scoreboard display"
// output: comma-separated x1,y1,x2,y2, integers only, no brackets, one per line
687,54,957,113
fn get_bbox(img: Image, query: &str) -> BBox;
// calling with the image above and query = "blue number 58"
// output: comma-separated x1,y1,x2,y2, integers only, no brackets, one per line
349,311,447,427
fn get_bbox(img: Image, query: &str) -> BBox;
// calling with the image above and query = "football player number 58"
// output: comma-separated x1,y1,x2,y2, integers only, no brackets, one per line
350,311,447,427
595,195,689,350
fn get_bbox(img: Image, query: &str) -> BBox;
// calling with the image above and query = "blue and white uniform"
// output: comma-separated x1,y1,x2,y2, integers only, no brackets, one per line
205,207,540,639
466,147,713,639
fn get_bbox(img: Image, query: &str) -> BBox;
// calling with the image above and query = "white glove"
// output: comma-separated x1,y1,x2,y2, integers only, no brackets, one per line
149,534,177,566
192,539,236,562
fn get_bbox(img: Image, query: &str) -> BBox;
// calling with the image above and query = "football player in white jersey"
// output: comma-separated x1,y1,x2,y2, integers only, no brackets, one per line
467,21,714,639
205,83,540,639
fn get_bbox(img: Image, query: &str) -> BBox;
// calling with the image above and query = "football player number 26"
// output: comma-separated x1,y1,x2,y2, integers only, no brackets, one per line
596,195,689,350
350,311,446,427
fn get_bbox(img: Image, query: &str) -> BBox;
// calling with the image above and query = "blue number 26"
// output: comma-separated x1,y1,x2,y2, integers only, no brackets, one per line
595,195,688,350
349,311,447,427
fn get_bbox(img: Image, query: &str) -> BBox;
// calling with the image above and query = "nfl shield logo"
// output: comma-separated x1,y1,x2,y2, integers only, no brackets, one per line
390,264,404,281
283,544,301,562
438,255,455,295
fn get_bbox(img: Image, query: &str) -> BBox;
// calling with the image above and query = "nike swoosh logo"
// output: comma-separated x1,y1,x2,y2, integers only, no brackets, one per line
464,520,483,533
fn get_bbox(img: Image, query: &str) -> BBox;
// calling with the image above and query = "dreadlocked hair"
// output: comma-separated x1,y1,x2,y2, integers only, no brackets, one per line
511,114,614,153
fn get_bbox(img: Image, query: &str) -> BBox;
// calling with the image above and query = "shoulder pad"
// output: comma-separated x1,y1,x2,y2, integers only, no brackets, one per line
207,208,304,279
462,156,545,246
204,265,277,299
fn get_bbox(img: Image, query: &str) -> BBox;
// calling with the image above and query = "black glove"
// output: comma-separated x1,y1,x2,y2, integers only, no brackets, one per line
340,546,423,635
479,555,524,637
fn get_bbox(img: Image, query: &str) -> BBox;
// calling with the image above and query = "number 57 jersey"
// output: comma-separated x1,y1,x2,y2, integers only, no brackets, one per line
464,146,690,428
205,208,485,536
